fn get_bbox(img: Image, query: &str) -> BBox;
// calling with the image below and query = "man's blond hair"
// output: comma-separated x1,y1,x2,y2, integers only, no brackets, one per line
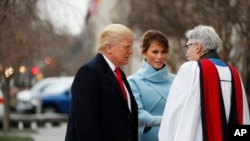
98,24,136,52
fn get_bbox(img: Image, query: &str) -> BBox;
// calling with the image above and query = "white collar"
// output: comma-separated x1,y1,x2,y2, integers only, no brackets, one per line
102,54,116,71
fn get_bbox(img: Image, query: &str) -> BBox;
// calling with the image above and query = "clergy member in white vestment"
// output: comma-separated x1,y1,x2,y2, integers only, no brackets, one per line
158,25,250,141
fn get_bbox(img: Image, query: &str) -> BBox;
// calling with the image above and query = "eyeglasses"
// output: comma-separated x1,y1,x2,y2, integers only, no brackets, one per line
183,43,194,52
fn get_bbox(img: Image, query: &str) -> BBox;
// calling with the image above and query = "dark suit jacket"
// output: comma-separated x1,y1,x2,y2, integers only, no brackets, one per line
65,53,138,141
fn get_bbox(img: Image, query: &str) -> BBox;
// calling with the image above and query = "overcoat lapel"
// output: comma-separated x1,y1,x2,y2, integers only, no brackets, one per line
96,53,130,109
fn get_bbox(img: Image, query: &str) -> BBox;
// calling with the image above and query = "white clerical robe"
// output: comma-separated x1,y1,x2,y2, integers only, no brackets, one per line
158,60,250,141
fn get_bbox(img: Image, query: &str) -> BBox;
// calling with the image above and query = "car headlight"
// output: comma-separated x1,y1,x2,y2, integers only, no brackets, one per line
30,98,41,106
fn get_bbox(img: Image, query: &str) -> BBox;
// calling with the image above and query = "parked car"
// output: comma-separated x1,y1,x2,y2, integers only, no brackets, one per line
34,80,72,114
16,76,73,114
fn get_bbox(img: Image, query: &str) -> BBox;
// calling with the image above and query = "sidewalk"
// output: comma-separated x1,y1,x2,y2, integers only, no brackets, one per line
31,123,67,141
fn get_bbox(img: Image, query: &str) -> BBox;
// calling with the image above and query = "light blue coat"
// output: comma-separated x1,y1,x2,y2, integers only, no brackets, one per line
127,60,175,141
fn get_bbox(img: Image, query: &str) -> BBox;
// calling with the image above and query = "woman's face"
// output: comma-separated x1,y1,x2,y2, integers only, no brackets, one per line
144,42,167,70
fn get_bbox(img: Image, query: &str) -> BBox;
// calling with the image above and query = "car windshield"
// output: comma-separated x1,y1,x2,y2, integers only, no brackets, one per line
30,77,58,92
42,78,73,94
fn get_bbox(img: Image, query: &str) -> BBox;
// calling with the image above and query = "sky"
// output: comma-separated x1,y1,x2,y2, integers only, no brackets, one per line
37,0,90,36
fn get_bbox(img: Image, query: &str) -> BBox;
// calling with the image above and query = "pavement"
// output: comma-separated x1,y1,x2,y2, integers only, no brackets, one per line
30,122,67,141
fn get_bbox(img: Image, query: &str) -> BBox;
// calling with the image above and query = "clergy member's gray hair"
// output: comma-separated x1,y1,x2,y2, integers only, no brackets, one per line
185,25,222,51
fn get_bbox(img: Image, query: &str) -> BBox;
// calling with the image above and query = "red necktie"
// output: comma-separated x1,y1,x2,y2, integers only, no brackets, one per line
114,67,128,104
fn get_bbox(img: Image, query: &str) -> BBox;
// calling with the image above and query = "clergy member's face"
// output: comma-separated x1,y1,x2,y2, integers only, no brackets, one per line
185,40,200,61
144,42,167,70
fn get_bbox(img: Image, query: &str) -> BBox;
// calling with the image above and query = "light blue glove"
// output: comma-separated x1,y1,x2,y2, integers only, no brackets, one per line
146,116,162,127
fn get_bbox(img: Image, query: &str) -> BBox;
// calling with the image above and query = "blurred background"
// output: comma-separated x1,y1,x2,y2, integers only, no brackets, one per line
0,0,250,140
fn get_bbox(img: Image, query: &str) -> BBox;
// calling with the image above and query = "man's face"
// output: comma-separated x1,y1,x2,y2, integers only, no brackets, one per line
184,40,201,61
110,38,133,66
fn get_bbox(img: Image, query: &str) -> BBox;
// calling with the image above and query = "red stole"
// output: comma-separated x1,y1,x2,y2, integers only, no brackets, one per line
198,59,243,141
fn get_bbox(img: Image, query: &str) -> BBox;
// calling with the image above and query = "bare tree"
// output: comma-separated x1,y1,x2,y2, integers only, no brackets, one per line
122,0,250,88
0,0,68,131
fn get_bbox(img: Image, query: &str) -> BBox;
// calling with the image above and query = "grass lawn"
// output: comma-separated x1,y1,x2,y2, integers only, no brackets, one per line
0,135,34,141
0,129,36,141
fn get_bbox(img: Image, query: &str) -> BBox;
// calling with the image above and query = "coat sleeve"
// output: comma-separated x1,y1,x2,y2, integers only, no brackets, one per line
158,61,202,141
128,77,161,133
69,65,101,141
240,77,250,124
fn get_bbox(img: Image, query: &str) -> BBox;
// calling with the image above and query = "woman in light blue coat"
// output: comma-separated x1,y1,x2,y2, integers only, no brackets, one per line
128,30,175,141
